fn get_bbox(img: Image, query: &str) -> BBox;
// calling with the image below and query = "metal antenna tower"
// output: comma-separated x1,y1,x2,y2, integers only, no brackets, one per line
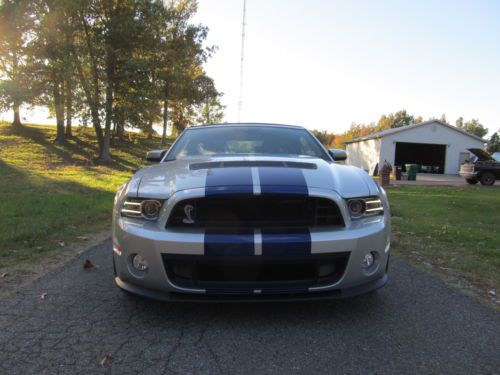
237,0,246,122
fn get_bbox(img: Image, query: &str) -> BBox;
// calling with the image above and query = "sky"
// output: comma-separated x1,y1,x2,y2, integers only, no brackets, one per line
192,0,500,134
3,0,499,135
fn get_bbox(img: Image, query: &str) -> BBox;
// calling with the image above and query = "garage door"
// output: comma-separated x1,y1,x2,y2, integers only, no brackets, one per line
394,142,446,174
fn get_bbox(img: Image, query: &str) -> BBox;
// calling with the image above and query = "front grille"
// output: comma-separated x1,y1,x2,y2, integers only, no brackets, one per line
163,253,350,292
167,195,344,229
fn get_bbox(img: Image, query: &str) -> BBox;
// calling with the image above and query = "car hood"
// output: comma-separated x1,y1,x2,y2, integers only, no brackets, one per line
468,148,494,161
127,156,380,199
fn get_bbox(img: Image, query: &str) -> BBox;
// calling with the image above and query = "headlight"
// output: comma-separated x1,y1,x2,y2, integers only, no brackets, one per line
347,196,384,219
121,198,164,221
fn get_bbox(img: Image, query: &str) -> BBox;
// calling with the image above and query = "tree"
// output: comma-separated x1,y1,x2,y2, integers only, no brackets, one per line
311,130,336,147
375,109,415,132
195,75,224,124
487,132,500,154
456,118,488,138
0,0,34,126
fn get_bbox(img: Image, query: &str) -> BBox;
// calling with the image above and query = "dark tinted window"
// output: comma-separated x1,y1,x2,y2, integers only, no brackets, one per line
166,126,329,160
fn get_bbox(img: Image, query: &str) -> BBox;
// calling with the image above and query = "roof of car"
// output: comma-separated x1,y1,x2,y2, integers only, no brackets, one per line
187,123,306,130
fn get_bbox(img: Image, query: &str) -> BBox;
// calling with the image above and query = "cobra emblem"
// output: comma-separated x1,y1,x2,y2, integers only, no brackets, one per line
182,204,195,224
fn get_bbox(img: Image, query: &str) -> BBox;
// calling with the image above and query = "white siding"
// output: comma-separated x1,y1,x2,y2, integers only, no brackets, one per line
346,138,380,172
379,122,485,174
346,121,485,174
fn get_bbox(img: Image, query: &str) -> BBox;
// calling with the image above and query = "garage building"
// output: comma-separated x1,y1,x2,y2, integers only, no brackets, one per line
345,120,485,174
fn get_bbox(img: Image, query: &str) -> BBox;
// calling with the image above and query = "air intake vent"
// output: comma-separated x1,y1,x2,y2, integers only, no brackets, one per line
189,160,317,170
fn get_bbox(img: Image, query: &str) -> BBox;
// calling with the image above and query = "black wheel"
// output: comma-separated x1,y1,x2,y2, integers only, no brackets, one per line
465,178,478,185
479,172,495,186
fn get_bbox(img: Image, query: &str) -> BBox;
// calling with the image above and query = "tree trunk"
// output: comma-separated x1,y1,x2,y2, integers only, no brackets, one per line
99,80,113,162
99,46,114,163
54,79,65,143
161,84,168,146
12,100,22,127
65,78,72,137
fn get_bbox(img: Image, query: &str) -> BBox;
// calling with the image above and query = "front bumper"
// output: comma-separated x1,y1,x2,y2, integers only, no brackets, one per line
459,171,477,179
115,273,388,302
113,192,390,302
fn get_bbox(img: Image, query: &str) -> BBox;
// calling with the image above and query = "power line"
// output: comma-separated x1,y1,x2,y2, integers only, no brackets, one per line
237,0,246,123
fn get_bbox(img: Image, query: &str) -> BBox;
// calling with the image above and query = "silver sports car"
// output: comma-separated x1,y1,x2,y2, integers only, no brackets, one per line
112,123,391,301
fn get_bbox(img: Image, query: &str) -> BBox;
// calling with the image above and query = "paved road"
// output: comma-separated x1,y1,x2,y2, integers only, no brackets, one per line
1,239,499,375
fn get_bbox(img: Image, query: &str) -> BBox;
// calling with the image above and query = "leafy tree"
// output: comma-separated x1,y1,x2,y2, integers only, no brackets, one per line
375,109,414,131
0,0,34,126
456,118,488,138
194,75,224,124
487,132,500,154
311,130,336,147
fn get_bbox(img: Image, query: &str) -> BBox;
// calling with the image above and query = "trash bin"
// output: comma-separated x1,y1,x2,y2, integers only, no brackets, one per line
392,165,402,181
380,161,392,187
405,164,418,181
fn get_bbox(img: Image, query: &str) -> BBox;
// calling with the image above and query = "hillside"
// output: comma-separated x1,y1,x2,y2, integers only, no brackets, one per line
0,122,172,282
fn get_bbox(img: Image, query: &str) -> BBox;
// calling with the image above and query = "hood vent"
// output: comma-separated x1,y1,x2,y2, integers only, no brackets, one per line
190,160,317,170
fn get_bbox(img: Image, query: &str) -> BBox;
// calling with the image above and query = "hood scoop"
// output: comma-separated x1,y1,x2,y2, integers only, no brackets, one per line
189,160,318,170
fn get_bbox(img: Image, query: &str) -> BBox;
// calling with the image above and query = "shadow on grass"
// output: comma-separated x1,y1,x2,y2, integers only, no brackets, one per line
0,159,113,255
1,124,149,172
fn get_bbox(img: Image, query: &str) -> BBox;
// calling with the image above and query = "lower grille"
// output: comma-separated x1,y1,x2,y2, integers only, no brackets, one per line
167,195,344,229
163,253,350,292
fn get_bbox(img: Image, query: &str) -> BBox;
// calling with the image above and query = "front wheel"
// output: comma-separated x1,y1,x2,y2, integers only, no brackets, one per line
466,178,478,185
479,172,495,186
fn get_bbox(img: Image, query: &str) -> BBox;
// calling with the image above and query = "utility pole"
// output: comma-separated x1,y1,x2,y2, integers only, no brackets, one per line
237,0,246,123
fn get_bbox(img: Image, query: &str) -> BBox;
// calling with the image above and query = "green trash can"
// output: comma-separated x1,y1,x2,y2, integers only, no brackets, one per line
405,164,418,181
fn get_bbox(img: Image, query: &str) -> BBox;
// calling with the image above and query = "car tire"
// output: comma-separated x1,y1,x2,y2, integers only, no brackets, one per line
479,172,495,186
465,178,478,185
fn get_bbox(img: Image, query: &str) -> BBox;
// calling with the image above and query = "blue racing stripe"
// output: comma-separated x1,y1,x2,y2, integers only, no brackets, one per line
258,167,309,195
204,229,255,256
205,167,253,196
261,229,311,256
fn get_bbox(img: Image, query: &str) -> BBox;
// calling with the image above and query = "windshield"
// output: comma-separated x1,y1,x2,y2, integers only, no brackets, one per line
165,126,330,161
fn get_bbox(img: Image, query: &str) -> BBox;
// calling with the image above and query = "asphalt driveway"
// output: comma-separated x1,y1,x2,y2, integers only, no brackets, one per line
0,239,498,375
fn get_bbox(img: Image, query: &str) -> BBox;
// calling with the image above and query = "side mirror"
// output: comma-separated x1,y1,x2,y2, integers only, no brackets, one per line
146,150,167,163
328,148,347,161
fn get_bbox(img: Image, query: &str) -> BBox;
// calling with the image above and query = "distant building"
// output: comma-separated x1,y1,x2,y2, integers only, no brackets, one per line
345,120,485,174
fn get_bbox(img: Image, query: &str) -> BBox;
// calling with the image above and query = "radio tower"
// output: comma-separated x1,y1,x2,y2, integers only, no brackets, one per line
237,0,246,122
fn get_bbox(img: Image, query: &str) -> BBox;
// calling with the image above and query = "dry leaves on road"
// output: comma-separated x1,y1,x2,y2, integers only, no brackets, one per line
83,259,95,271
100,353,112,368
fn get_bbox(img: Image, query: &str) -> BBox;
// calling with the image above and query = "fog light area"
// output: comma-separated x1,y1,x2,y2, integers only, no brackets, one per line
132,254,149,271
361,252,375,269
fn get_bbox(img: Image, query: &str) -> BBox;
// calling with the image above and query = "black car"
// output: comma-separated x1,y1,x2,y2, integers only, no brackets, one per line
459,148,500,186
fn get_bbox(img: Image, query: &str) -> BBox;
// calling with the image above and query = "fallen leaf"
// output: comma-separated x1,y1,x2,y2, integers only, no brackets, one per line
58,242,65,247
40,293,48,300
76,236,89,241
83,259,95,270
100,353,112,368
1,272,8,278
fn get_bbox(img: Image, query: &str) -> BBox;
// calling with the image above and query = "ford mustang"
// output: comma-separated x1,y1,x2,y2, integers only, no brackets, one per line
112,124,391,301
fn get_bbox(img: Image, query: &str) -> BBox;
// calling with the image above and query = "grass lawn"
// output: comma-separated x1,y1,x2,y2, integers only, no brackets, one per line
0,121,172,275
387,185,500,305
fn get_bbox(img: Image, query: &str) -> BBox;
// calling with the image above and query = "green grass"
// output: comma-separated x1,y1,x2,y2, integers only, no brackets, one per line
387,185,500,301
0,121,172,269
